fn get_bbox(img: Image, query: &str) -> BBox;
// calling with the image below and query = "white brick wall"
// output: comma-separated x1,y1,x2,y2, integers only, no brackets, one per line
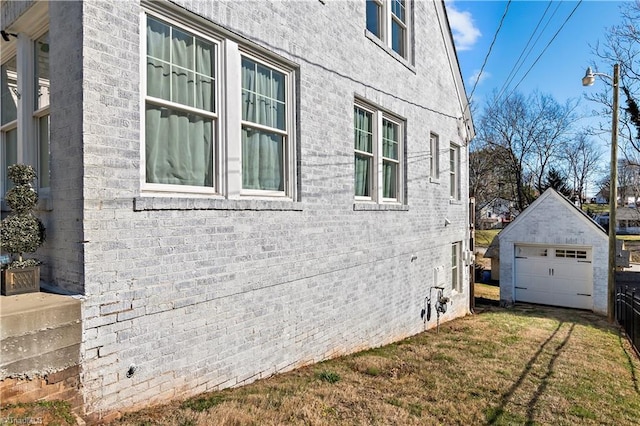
3,0,473,416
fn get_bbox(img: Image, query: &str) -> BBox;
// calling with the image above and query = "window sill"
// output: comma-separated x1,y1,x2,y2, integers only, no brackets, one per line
365,30,416,73
134,197,303,212
353,203,409,212
449,199,463,205
430,177,440,184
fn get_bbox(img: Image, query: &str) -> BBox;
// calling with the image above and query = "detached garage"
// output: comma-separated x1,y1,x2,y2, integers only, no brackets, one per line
499,189,608,314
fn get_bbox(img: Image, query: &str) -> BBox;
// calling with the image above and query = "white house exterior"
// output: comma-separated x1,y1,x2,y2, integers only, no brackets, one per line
477,197,516,230
499,189,608,314
0,0,474,419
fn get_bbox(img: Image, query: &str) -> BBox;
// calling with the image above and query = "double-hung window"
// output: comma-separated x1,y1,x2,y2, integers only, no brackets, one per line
365,0,409,59
241,57,287,193
34,33,50,190
144,16,217,190
429,133,439,180
354,101,403,203
143,11,295,199
450,143,460,200
1,57,18,195
1,27,50,200
452,242,461,292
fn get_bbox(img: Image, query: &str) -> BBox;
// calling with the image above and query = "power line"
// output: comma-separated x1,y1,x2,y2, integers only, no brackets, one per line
494,1,556,103
467,0,512,106
503,0,584,101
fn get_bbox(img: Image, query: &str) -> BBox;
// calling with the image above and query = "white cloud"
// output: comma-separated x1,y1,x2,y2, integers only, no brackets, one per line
470,69,490,85
446,2,481,51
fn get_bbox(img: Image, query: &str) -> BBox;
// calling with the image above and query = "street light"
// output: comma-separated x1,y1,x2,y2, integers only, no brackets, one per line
582,64,619,323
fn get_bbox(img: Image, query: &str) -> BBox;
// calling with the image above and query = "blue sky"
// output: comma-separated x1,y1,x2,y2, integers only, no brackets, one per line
445,0,625,114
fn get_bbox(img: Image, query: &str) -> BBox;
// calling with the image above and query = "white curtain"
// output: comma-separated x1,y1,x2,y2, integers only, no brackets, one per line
354,107,372,197
382,120,398,199
241,58,284,191
145,17,214,187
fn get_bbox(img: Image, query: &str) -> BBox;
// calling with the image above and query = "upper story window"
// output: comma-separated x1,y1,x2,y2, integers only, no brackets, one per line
142,11,296,199
1,27,50,200
365,0,409,59
450,143,460,200
354,100,404,204
429,132,439,181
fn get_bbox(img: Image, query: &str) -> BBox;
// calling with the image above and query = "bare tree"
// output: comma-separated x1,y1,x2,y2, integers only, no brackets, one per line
475,90,577,211
470,143,516,218
618,159,640,205
589,1,640,160
565,132,603,207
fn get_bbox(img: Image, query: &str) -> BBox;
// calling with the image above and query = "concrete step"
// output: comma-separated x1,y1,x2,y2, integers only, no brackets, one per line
0,292,82,377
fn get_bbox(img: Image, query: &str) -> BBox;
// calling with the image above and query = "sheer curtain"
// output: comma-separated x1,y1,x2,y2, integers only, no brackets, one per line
145,17,214,187
382,120,398,199
241,58,284,191
354,107,372,197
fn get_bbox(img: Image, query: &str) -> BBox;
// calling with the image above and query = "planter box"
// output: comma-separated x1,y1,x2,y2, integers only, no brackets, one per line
1,266,40,296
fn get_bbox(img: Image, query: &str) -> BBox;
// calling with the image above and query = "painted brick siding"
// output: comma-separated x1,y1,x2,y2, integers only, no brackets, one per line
499,191,608,314
45,1,86,293
10,0,472,416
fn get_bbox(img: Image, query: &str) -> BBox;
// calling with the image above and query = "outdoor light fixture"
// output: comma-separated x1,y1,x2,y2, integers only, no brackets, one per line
582,64,620,323
582,67,596,87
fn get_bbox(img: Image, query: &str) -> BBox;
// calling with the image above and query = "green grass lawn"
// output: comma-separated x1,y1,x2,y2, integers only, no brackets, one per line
101,305,638,425
476,229,500,247
582,203,609,215
5,304,638,425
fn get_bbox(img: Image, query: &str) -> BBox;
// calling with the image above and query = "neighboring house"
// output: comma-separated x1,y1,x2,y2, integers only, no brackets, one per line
594,207,640,235
591,191,608,205
0,0,474,419
477,197,515,230
617,208,640,235
498,189,609,314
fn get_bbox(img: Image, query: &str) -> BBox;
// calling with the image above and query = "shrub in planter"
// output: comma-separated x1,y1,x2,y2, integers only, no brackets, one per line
1,164,46,295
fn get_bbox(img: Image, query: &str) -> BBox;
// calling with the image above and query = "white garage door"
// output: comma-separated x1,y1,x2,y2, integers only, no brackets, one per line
514,245,593,310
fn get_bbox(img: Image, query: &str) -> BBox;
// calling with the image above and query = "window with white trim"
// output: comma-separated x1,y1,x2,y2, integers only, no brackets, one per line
452,241,461,292
450,143,460,200
241,57,287,193
1,57,18,195
142,11,295,198
1,29,50,199
354,101,404,203
144,16,217,190
429,132,439,180
34,33,50,190
365,0,409,58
